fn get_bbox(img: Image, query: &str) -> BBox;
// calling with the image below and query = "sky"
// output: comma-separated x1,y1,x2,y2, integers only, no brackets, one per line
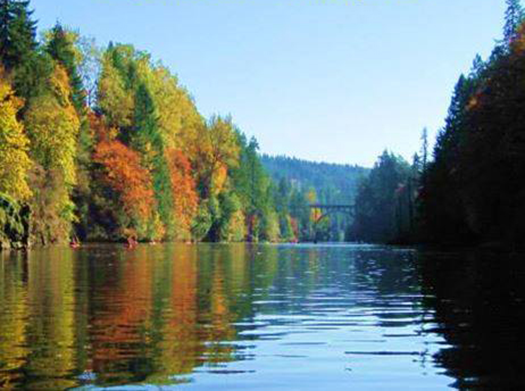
33,0,505,167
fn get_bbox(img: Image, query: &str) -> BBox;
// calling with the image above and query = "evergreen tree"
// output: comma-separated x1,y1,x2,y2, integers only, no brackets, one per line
45,24,95,239
504,0,523,45
0,0,48,99
134,82,174,236
45,23,86,113
350,151,410,242
420,128,429,174
0,0,36,70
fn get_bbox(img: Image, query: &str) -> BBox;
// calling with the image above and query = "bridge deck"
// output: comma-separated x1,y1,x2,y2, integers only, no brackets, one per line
309,204,354,210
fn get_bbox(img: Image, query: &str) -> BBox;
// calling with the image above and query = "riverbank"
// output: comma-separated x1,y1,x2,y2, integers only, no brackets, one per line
0,193,30,250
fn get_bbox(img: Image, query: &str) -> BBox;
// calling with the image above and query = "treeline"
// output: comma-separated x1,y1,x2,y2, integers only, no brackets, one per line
420,0,525,245
262,155,368,241
351,0,525,247
348,149,421,243
0,0,317,245
261,155,367,204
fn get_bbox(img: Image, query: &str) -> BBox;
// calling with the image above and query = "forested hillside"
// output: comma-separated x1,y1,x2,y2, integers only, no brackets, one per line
261,155,368,204
349,0,525,247
419,0,525,246
0,0,348,247
3,0,521,248
262,155,369,241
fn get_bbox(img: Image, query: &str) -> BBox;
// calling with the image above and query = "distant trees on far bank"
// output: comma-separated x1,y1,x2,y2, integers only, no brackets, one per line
2,0,524,247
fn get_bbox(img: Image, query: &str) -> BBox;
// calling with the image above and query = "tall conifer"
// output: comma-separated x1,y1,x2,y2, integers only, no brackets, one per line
504,0,524,45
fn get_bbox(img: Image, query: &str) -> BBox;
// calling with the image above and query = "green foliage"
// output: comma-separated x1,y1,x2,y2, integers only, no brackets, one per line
1,0,367,246
24,65,81,244
262,155,369,241
351,151,411,243
133,82,174,236
191,200,213,241
419,5,525,245
504,0,524,45
0,0,50,99
0,192,30,249
45,23,86,113
25,65,80,187
0,0,37,70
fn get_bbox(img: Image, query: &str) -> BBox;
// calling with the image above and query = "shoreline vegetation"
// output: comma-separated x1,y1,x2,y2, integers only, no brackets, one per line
0,0,340,249
1,0,525,251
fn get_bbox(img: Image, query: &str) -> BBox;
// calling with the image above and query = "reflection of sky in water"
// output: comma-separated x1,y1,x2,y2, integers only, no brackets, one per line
2,243,524,390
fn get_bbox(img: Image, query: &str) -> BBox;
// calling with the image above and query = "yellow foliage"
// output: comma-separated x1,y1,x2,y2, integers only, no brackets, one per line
25,65,80,187
194,116,240,197
98,54,134,127
211,164,228,196
227,209,246,241
306,189,317,204
0,71,32,200
25,99,78,184
147,66,203,151
311,208,322,222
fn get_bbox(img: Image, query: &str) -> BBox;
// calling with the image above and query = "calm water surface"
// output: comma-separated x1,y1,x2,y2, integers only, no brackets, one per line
1,243,524,390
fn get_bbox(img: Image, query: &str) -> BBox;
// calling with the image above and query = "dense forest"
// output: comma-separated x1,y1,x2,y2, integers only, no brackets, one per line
1,0,524,248
350,0,525,247
0,0,343,247
349,149,420,243
261,155,367,204
262,155,368,241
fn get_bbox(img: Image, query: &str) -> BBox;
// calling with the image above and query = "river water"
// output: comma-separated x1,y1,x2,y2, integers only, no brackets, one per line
0,243,524,390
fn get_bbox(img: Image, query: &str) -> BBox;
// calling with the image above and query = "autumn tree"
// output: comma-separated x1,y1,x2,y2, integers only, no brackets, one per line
167,149,198,238
94,138,155,228
0,68,31,200
195,116,240,199
45,24,85,111
97,44,134,128
25,65,79,186
44,24,96,238
24,64,80,243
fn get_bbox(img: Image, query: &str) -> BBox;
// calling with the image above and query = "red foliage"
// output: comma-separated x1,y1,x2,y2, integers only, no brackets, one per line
167,149,198,229
88,111,120,143
290,217,299,240
94,139,154,220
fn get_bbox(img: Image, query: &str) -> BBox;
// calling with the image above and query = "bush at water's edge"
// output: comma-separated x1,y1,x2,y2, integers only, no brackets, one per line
0,193,30,250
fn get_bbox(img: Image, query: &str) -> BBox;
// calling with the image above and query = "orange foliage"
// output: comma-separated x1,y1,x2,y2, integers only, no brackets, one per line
94,138,154,220
212,163,228,196
311,207,322,222
167,149,198,231
290,217,299,239
89,249,153,371
88,112,117,142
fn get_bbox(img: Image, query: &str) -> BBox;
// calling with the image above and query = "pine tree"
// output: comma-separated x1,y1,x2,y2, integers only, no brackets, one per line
45,23,86,113
0,0,37,69
420,128,429,173
134,82,174,237
504,0,524,45
0,0,47,99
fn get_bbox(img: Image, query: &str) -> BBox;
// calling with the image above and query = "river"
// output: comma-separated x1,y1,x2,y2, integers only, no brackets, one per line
0,243,524,389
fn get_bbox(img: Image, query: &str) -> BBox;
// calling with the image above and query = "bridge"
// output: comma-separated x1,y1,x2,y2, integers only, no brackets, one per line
309,204,355,224
309,204,355,213
307,204,355,242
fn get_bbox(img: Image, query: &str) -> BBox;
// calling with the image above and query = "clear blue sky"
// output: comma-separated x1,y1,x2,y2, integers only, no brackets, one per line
33,0,505,167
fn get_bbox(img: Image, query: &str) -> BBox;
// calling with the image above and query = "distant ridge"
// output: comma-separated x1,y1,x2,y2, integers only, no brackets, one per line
261,154,369,204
